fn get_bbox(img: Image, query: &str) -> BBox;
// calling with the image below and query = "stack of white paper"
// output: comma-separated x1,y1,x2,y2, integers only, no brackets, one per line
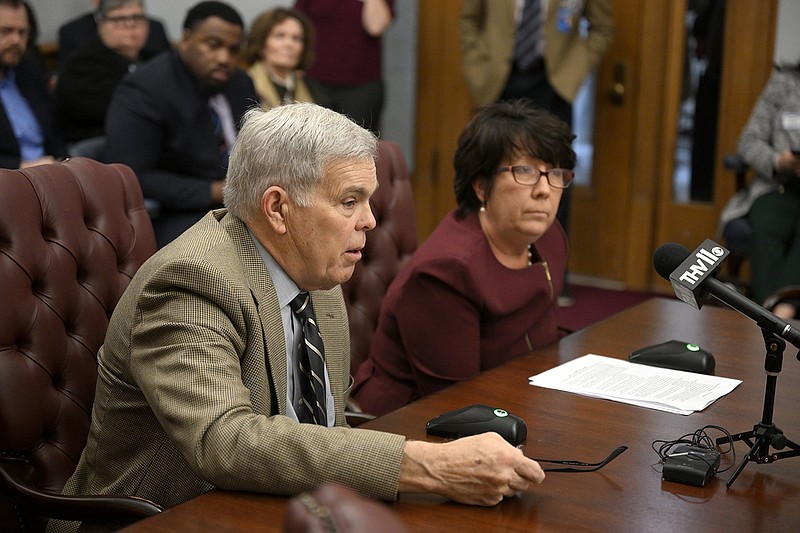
528,354,742,415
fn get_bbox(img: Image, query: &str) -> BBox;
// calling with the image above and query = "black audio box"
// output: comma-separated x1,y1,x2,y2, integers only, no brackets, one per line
662,445,720,487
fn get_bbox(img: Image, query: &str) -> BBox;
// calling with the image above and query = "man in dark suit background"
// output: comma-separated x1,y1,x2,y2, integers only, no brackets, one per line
0,0,65,168
57,0,170,64
103,0,257,248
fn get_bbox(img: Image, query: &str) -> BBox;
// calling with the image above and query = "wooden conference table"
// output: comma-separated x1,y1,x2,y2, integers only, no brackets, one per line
120,298,800,532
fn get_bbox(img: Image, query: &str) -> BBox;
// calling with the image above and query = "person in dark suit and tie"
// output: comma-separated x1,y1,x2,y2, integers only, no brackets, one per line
49,103,546,533
0,0,65,168
103,1,257,248
57,0,170,64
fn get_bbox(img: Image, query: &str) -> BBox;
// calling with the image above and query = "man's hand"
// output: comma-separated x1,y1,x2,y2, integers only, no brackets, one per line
398,432,545,506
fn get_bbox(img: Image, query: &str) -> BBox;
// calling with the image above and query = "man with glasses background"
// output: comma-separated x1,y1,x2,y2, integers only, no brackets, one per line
57,0,169,66
54,0,159,151
352,100,575,417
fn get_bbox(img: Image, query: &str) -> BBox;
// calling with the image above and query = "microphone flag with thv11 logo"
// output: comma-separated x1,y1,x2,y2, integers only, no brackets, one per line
667,239,729,309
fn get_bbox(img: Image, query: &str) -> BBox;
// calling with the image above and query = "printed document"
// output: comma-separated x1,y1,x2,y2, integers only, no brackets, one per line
529,354,741,415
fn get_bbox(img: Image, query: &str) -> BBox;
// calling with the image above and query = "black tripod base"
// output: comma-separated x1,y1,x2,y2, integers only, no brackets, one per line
718,423,800,488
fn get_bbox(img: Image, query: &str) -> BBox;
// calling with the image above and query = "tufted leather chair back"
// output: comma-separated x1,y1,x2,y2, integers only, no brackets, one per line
0,158,157,532
342,140,418,373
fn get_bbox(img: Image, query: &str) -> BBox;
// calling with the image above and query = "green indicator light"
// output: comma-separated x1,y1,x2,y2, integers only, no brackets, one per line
493,409,508,417
686,344,700,351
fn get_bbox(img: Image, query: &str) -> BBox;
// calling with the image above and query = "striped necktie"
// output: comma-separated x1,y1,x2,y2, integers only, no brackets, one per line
290,292,328,425
515,0,542,71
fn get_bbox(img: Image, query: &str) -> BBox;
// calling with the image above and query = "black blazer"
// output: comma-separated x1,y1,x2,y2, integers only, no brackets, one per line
0,55,66,169
57,12,171,65
103,50,257,247
54,36,142,143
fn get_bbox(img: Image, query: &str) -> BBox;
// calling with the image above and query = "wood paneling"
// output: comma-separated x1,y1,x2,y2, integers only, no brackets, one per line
411,1,472,241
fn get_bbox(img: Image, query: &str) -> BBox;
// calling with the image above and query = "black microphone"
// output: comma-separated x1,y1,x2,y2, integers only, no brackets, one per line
654,239,729,309
653,240,800,350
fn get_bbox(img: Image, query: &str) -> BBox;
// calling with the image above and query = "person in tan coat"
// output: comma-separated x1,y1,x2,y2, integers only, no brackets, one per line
460,0,615,112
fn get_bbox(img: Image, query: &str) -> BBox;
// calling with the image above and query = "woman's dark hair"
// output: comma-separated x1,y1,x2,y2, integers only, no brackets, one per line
453,99,576,218
243,7,314,70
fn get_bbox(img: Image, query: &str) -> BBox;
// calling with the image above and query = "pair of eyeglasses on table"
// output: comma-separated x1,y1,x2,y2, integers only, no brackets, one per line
523,445,628,473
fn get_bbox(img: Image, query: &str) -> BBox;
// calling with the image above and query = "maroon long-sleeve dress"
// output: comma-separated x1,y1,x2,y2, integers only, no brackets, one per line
352,210,567,416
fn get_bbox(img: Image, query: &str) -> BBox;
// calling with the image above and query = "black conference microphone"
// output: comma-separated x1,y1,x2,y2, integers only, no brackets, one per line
653,239,800,350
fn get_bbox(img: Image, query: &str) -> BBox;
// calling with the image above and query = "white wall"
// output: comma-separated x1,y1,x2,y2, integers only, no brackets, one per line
776,0,800,65
29,0,418,169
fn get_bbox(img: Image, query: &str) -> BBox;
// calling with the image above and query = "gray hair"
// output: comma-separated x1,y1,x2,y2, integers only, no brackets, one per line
98,0,144,18
224,103,378,222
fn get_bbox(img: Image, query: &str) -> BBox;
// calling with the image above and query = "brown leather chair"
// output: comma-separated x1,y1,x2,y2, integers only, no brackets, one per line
0,158,161,532
341,140,417,419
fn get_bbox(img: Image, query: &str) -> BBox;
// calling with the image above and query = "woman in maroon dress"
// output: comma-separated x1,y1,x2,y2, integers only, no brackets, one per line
352,100,576,416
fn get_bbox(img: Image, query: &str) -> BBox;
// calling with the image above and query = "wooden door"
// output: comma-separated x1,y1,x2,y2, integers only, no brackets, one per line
649,0,777,290
569,0,776,290
411,1,471,238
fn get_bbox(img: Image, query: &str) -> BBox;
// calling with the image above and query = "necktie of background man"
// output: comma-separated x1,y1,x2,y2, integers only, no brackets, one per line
290,292,328,425
515,0,542,71
208,98,230,167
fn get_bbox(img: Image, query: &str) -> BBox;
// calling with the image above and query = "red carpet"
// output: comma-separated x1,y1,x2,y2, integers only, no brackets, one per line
559,284,667,333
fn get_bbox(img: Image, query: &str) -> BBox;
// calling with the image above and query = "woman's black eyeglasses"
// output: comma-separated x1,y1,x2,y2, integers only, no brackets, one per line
495,165,574,189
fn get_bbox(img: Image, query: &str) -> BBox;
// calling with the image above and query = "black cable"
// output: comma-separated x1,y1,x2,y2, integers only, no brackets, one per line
651,424,736,474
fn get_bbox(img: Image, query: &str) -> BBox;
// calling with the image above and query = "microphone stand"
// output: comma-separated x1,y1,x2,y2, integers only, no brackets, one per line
718,330,800,488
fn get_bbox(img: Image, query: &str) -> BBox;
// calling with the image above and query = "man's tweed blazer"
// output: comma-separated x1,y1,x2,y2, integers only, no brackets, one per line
51,210,405,532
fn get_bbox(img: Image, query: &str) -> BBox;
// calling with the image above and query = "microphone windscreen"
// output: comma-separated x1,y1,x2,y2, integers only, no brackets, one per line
653,242,691,281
